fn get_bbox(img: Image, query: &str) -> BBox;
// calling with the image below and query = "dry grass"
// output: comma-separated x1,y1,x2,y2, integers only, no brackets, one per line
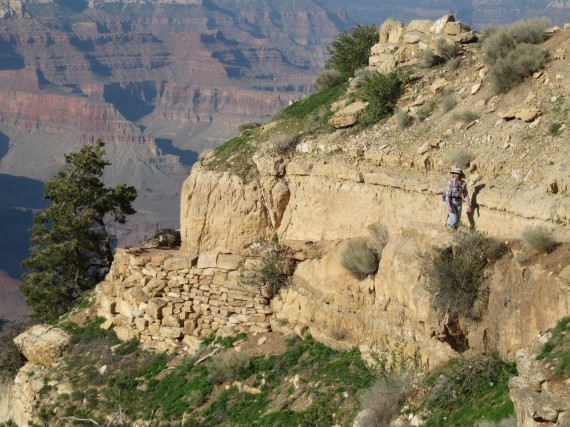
206,350,251,384
521,225,556,253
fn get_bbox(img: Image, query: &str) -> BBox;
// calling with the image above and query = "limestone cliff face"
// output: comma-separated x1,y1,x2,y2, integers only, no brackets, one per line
179,156,570,365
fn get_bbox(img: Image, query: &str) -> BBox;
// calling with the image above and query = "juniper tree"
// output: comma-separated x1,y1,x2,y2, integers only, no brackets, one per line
325,24,378,79
21,140,137,321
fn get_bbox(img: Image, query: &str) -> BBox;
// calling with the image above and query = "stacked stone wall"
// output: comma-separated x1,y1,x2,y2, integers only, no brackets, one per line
97,248,273,354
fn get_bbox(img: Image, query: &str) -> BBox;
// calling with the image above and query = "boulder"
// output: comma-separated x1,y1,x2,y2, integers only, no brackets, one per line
13,325,70,367
379,18,404,43
328,101,368,128
407,19,434,34
430,14,455,34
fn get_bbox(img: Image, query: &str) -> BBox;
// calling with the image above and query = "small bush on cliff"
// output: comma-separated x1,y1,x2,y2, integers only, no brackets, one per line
341,238,379,280
482,19,547,66
21,140,137,322
237,121,261,133
325,24,378,79
358,372,412,426
490,43,546,93
521,225,557,253
451,149,475,168
418,48,442,68
359,70,407,125
0,316,33,381
482,20,547,93
315,69,344,91
536,316,570,378
207,350,251,384
395,110,414,129
342,224,388,280
420,229,506,319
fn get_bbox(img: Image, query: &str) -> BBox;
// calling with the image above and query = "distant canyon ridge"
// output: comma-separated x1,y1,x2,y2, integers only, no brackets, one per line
0,0,352,301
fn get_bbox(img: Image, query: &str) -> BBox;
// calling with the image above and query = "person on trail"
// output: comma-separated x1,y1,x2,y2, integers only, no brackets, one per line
444,167,472,229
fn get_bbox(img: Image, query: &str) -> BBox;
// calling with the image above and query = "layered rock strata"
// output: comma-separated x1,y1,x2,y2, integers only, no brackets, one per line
178,156,570,365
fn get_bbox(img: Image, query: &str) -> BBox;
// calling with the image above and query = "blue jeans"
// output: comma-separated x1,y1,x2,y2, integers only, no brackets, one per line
447,203,462,228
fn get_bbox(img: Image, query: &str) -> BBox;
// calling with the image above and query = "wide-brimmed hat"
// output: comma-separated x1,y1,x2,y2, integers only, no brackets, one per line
450,167,465,178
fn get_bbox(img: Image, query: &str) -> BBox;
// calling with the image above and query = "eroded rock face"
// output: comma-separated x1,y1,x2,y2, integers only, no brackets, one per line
13,325,70,367
178,154,570,364
509,337,570,426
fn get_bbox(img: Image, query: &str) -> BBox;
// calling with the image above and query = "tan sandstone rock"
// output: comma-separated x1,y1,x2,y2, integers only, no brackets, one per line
13,325,70,367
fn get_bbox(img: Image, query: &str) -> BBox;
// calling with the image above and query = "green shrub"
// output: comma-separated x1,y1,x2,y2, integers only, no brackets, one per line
521,225,556,253
441,91,457,112
395,110,414,129
435,38,458,60
549,122,564,137
359,70,407,125
418,48,441,68
490,43,546,93
454,109,479,124
416,101,437,121
420,229,506,319
268,133,298,155
315,69,345,91
425,353,517,424
367,223,389,256
358,372,411,426
207,350,251,384
450,149,475,168
482,19,547,66
237,122,261,133
325,24,378,78
0,316,33,381
341,238,379,280
242,239,294,297
447,57,461,71
536,317,570,378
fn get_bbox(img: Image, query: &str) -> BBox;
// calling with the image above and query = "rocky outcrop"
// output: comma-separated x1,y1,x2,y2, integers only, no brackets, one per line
13,325,70,367
369,14,476,73
509,335,570,426
177,154,570,365
97,248,275,354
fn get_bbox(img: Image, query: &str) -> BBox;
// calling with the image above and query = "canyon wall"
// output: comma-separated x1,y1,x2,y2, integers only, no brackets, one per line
178,156,570,365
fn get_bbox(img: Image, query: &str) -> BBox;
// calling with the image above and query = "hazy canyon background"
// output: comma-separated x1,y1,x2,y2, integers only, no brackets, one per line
1,0,570,318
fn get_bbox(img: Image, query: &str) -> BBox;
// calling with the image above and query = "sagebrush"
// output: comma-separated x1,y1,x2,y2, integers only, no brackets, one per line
395,110,414,129
490,43,546,93
420,229,505,319
315,69,344,91
359,372,412,426
521,225,556,253
341,238,379,280
206,350,251,384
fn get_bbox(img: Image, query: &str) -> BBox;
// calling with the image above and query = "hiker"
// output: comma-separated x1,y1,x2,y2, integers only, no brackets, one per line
444,167,472,229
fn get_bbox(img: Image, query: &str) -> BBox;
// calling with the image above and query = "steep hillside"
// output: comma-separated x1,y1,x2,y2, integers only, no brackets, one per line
2,14,570,427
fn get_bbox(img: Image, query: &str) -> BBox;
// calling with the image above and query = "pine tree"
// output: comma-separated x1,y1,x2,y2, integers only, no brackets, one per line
21,140,137,321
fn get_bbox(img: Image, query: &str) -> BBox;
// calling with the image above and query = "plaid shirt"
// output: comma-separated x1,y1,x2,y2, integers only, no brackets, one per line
445,179,469,205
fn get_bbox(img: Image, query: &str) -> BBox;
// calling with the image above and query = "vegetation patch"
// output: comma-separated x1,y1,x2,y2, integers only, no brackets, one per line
521,225,557,253
450,149,475,168
482,20,547,93
315,69,344,91
453,110,480,124
395,110,414,129
420,229,506,319
358,70,407,126
537,316,570,378
325,24,378,79
420,353,517,426
34,317,375,426
206,129,257,180
341,224,388,280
